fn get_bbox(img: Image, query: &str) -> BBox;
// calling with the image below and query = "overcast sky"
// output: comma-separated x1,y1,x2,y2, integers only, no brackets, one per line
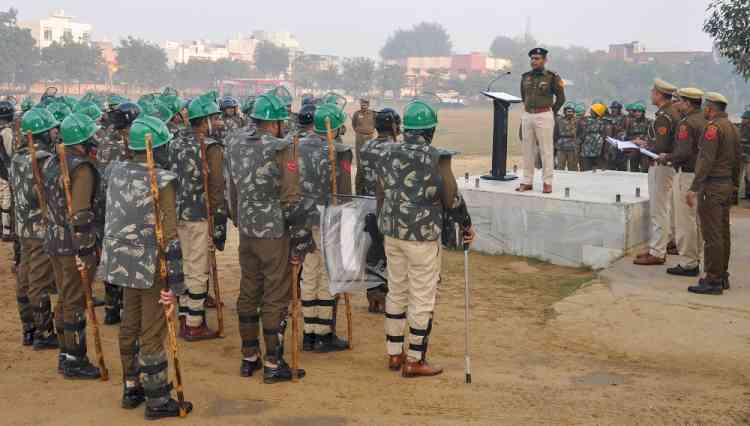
16,1,714,57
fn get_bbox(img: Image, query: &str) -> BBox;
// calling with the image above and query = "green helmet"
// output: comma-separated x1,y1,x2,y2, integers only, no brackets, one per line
574,104,586,115
149,101,176,122
403,100,438,130
240,97,256,115
107,94,128,110
60,113,99,146
187,96,220,121
162,86,179,97
61,96,79,111
74,100,103,121
631,102,646,112
21,108,60,135
21,97,34,112
269,86,293,107
46,102,72,122
128,116,173,151
743,110,750,120
137,100,158,118
313,103,346,133
160,95,187,116
250,94,289,121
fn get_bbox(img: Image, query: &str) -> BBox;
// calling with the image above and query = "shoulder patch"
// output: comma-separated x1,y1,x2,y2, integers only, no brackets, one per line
340,159,351,174
704,125,718,141
677,125,688,141
658,126,668,136
286,160,298,173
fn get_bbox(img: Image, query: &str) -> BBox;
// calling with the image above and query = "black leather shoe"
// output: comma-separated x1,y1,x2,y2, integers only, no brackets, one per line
22,326,35,346
722,273,731,290
263,359,305,384
63,356,101,380
313,334,349,353
240,358,261,377
667,264,700,277
33,333,58,351
144,399,193,420
688,280,723,295
104,308,121,325
121,385,145,409
302,333,316,352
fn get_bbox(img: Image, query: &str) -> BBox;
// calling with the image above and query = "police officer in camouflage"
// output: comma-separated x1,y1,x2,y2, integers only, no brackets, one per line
42,112,103,379
13,108,59,350
554,105,579,171
0,100,16,240
169,95,226,341
297,103,353,353
622,103,651,172
225,93,310,383
606,101,628,171
577,103,609,171
99,116,193,419
220,96,246,135
378,99,475,378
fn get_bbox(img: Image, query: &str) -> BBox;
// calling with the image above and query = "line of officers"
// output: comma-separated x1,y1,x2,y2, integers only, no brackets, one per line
0,88,474,421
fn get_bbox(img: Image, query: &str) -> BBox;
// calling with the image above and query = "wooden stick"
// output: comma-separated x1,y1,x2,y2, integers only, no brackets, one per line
55,143,108,381
197,133,224,336
27,132,48,225
145,134,187,417
324,118,353,350
290,263,301,381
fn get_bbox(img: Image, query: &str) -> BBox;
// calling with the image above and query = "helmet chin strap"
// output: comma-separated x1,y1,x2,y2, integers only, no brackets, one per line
207,118,213,137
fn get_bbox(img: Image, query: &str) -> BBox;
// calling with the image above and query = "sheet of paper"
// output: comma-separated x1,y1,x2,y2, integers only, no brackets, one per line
606,137,640,151
639,148,659,159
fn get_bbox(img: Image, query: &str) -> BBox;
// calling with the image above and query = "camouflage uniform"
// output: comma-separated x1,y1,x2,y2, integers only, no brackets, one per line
224,128,307,364
376,132,463,362
577,116,608,171
168,128,224,329
10,143,57,345
554,116,578,171
352,109,376,191
297,132,352,338
0,120,14,239
739,124,750,198
99,157,185,409
42,150,102,367
622,115,652,173
606,113,627,171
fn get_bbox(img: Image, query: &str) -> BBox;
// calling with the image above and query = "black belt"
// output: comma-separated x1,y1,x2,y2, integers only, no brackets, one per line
706,176,731,182
674,166,695,173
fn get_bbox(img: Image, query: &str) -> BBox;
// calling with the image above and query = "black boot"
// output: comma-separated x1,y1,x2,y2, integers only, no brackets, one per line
314,333,349,353
104,283,122,325
240,358,261,377
122,383,146,409
302,333,316,352
666,264,700,277
688,279,724,295
57,352,66,374
144,399,193,420
263,358,305,384
104,307,121,325
22,324,35,346
33,332,59,351
722,273,731,290
63,355,102,380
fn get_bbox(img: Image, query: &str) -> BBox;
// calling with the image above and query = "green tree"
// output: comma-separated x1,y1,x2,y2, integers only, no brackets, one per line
380,22,453,59
341,57,375,96
313,65,341,92
254,41,290,77
39,35,104,83
377,64,407,99
0,7,39,86
291,56,317,91
115,36,170,87
704,0,750,80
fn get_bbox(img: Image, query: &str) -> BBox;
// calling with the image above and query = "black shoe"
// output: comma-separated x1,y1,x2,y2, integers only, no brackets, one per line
57,353,66,374
122,385,146,409
22,327,35,346
144,399,193,420
313,334,349,353
667,264,700,277
104,307,121,325
63,356,102,380
302,333,316,352
240,358,261,377
722,273,731,290
688,280,723,295
92,296,106,308
33,333,59,351
263,359,305,384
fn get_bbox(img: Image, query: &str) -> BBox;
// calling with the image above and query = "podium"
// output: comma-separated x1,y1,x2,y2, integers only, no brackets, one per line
481,91,522,181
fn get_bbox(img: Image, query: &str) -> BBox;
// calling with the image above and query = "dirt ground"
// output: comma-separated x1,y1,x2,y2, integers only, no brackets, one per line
1,109,749,424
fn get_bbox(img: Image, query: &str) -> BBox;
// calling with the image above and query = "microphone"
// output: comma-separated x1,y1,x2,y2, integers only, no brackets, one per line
486,71,512,92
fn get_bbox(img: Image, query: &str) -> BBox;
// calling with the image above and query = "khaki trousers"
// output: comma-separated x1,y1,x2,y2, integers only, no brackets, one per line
119,284,166,379
301,227,335,335
648,165,674,258
384,237,441,360
19,238,55,334
557,151,579,171
698,181,733,279
0,178,11,238
50,255,90,356
521,111,555,186
177,220,209,327
672,171,703,268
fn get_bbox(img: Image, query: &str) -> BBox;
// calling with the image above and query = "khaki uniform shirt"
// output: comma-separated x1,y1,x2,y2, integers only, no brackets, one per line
672,109,707,172
690,112,742,192
352,110,376,136
520,69,566,114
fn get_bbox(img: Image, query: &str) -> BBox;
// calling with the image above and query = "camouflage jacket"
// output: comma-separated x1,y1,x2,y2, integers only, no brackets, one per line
42,154,101,256
359,136,394,195
297,133,353,227
222,114,246,134
168,129,221,222
10,147,51,240
99,160,178,290
97,126,129,168
0,121,14,179
376,134,443,242
224,129,291,239
624,116,652,141
740,124,750,158
554,117,578,152
167,121,183,139
605,114,627,159
578,116,608,159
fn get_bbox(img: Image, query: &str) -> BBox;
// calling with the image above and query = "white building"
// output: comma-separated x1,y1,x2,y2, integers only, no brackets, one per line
20,9,93,48
163,40,230,67
227,36,260,62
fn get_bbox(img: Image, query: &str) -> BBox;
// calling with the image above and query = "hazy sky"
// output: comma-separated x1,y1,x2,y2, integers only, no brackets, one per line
16,1,714,57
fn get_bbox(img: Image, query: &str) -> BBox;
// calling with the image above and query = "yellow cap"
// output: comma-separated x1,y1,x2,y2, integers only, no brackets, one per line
653,78,677,95
704,92,729,105
591,103,607,117
675,87,704,101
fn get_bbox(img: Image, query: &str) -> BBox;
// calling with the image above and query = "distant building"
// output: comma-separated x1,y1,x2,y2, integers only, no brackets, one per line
299,54,341,71
163,40,230,67
227,36,260,62
386,52,511,77
608,41,715,65
19,9,93,48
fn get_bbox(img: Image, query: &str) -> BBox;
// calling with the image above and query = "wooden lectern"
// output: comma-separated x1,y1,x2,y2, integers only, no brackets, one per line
480,91,522,181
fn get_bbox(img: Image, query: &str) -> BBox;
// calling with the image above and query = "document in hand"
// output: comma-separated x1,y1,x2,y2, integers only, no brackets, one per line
606,137,659,159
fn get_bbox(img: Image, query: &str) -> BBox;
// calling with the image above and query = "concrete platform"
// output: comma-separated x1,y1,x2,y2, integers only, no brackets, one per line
460,170,650,268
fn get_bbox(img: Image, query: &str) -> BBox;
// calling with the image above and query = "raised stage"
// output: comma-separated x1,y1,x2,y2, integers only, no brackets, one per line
460,170,651,269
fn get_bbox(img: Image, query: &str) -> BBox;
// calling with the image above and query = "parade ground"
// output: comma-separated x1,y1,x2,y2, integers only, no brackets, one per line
1,107,748,425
